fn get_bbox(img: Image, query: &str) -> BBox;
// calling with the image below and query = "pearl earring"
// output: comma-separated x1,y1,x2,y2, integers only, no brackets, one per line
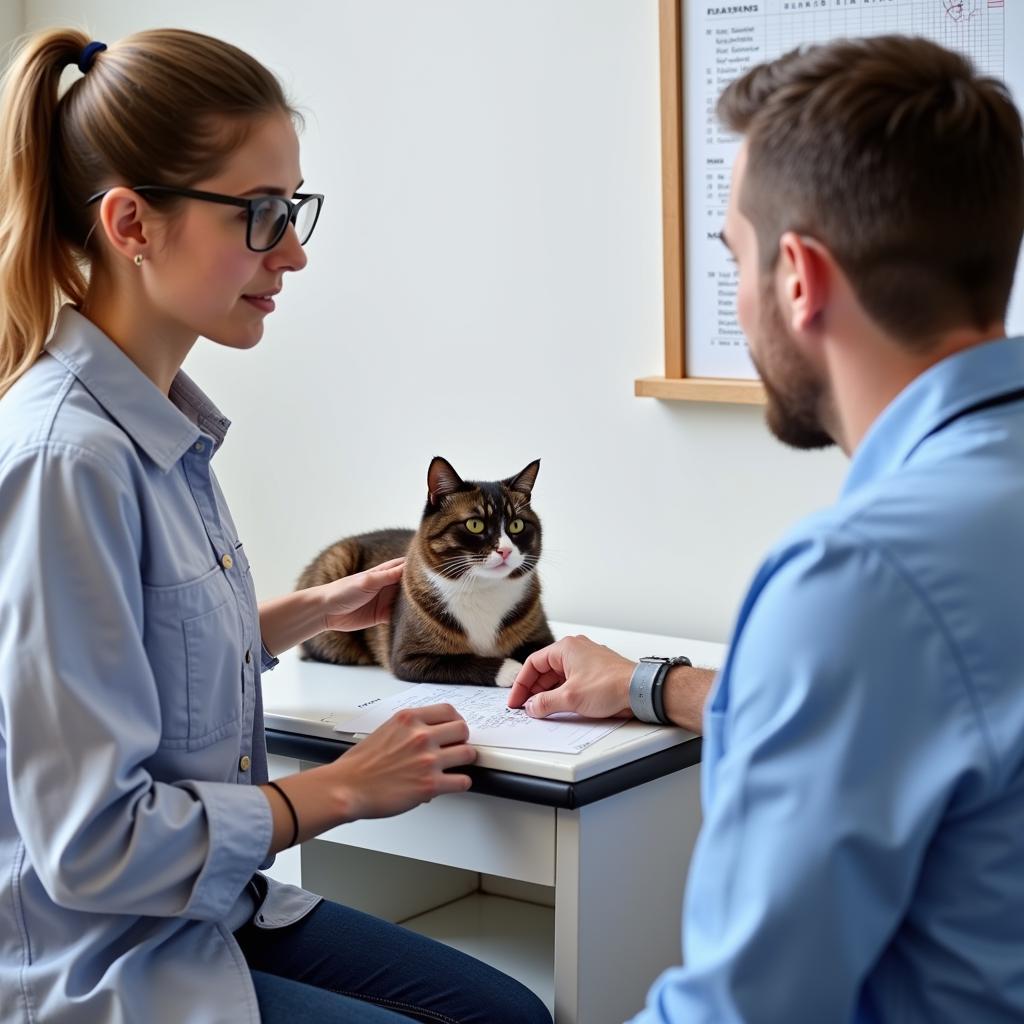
134,253,144,267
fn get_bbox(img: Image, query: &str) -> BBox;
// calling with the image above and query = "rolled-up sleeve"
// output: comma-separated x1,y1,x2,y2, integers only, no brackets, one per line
632,532,989,1023
0,443,272,919
260,642,279,672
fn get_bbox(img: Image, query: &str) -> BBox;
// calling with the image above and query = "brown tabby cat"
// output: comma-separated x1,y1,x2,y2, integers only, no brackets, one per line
297,456,555,686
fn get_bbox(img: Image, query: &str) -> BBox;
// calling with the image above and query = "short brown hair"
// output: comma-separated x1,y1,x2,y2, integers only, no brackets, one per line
717,35,1024,345
0,28,300,399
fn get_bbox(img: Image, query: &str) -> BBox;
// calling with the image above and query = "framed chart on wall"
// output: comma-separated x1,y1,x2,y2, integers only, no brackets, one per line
636,0,1024,405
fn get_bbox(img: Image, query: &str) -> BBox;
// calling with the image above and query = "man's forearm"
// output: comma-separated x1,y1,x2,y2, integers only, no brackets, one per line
661,666,716,733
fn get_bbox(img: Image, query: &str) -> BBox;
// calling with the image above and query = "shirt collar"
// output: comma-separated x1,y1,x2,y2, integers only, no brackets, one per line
842,336,1024,498
45,305,231,473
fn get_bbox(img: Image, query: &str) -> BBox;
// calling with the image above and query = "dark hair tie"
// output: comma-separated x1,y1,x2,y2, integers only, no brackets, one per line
265,780,300,848
77,41,106,73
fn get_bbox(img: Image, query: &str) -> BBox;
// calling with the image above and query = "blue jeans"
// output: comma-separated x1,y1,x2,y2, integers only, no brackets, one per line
235,898,552,1023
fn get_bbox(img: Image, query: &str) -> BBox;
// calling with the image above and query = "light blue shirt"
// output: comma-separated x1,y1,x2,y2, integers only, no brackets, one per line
636,337,1024,1024
0,307,318,1024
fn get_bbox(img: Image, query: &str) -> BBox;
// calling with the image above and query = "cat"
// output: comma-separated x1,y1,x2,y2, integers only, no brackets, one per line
297,456,555,687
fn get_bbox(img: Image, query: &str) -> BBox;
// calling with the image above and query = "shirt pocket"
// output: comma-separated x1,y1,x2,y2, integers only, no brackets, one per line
143,564,243,751
233,540,257,598
232,540,265,652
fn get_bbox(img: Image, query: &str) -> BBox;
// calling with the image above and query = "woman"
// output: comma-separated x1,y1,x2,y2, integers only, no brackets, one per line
0,27,551,1024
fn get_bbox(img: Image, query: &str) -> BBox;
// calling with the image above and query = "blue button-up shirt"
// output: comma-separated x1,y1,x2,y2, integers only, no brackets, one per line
636,337,1024,1023
0,307,318,1024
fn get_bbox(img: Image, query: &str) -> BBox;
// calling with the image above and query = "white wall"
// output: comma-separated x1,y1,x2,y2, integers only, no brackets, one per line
1,2,23,54
24,0,848,643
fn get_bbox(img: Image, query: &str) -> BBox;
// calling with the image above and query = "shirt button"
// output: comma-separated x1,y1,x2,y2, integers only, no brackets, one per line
245,649,252,665
193,440,204,453
221,553,234,570
239,755,251,772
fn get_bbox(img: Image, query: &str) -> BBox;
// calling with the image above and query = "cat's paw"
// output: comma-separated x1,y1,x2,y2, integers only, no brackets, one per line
495,658,523,688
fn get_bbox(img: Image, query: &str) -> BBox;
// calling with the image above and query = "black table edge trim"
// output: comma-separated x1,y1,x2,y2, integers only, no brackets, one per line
266,729,702,809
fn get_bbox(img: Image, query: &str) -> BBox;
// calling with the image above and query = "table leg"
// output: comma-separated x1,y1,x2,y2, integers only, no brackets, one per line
553,766,701,1024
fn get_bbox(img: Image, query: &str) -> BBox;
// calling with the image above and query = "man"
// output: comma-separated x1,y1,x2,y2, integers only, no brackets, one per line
509,35,1024,1022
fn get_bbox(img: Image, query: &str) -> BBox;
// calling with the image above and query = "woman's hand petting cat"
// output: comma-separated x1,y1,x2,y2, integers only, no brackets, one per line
506,635,634,720
332,704,477,819
321,557,405,632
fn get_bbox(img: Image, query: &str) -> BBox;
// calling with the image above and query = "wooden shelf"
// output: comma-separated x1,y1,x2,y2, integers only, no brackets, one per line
649,2,765,408
635,375,766,405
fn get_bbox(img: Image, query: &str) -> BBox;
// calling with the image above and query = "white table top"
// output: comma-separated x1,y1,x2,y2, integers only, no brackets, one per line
263,621,726,783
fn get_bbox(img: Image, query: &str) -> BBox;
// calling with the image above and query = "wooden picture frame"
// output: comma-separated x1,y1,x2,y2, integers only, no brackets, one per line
634,0,765,405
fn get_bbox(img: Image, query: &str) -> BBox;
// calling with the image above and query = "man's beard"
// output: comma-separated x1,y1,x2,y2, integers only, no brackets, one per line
750,281,835,450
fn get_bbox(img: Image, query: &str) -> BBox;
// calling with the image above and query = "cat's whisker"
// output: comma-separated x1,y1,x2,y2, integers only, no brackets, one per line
438,557,474,571
454,569,478,602
437,555,477,577
437,562,475,580
529,548,564,566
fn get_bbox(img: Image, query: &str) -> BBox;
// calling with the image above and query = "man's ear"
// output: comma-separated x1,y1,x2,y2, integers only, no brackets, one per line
777,231,832,338
96,187,151,264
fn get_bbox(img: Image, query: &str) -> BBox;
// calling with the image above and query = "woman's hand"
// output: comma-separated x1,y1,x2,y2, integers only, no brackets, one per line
506,635,635,719
263,703,476,852
258,557,404,660
321,557,405,632
332,704,477,820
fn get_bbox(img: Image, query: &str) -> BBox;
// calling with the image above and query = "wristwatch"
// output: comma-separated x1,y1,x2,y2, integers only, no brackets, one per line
629,655,692,725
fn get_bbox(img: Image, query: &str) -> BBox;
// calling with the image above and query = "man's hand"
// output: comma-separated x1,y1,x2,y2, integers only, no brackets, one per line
506,635,635,719
321,557,404,632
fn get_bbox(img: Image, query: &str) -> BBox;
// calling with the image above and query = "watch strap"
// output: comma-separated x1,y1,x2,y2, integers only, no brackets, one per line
652,667,669,725
641,655,693,726
628,658,662,723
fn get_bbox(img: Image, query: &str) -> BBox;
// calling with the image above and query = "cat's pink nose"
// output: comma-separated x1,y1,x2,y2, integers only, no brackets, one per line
497,546,512,561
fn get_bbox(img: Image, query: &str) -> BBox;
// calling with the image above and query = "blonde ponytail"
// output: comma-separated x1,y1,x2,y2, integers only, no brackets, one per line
0,29,90,400
0,27,297,400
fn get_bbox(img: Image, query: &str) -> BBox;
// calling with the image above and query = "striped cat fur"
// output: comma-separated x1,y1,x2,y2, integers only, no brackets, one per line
297,456,554,686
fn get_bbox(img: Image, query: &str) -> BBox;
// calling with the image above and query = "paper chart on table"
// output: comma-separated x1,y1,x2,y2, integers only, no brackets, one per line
335,684,626,754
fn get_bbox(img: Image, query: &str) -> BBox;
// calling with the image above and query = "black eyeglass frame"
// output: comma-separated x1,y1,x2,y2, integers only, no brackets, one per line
85,185,324,253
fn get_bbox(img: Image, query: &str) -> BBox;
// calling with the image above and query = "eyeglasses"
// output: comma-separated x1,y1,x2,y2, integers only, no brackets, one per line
85,185,324,253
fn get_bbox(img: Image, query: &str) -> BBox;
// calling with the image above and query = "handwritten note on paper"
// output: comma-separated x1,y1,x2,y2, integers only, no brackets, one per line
335,684,626,755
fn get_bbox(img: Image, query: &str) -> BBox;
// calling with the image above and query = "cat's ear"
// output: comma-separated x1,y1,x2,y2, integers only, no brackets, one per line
504,459,541,497
427,456,465,506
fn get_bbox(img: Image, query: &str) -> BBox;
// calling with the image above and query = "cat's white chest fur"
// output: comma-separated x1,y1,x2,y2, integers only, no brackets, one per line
427,570,530,657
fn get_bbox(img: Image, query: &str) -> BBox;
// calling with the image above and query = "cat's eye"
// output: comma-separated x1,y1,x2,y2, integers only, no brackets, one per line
508,518,525,534
465,519,486,534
